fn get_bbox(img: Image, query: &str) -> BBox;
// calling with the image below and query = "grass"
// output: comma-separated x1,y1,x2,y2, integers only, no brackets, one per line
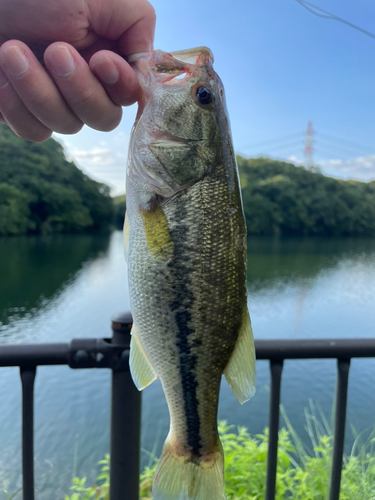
63,401,375,500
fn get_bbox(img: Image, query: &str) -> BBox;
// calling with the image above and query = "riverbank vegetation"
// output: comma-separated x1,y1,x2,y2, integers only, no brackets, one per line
239,157,375,236
64,408,375,500
0,126,113,236
1,121,375,237
112,156,375,237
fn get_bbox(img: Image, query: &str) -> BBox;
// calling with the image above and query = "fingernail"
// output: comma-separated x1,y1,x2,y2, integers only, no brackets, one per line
46,46,76,77
93,57,119,85
1,46,29,76
0,67,8,87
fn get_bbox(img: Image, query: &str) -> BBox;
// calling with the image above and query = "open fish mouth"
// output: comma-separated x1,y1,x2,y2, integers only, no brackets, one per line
170,46,214,65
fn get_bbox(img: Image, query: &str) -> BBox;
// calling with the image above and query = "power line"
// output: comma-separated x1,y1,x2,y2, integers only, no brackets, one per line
317,133,374,155
317,137,371,157
237,132,304,150
314,147,352,161
293,0,375,40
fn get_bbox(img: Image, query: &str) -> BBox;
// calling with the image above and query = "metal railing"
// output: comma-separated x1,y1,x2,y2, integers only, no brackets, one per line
1,314,375,500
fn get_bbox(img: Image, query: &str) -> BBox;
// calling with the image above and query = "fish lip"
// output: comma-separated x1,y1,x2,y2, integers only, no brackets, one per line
170,46,214,65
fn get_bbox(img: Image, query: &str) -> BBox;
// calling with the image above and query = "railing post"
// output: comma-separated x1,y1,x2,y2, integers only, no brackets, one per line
329,358,351,500
20,366,36,500
265,359,284,500
109,312,141,500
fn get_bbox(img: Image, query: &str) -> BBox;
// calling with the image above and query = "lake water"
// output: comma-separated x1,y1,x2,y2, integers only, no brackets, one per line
0,232,375,499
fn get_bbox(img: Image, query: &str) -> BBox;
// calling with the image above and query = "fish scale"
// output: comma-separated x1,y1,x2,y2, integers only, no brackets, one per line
126,47,256,500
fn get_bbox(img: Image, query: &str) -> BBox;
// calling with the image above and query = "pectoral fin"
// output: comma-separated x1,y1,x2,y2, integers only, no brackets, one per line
130,325,157,391
224,308,256,404
140,202,174,260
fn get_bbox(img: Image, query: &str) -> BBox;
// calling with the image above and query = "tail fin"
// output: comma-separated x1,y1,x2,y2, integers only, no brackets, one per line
153,434,226,500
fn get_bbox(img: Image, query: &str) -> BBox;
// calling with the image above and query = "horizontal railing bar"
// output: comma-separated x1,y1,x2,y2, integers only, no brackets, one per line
255,338,375,359
1,337,375,368
0,343,69,367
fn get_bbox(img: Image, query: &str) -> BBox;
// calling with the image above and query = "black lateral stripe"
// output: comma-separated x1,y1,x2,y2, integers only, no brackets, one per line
169,203,202,456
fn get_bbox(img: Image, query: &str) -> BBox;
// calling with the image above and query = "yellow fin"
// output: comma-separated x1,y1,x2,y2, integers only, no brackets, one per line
130,325,157,391
140,203,174,260
153,432,226,500
224,307,256,404
123,210,129,262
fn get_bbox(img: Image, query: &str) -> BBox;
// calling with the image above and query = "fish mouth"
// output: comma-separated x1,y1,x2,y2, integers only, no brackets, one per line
170,46,214,65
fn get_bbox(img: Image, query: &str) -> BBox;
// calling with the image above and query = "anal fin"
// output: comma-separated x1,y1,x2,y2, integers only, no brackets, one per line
224,307,256,404
130,325,157,391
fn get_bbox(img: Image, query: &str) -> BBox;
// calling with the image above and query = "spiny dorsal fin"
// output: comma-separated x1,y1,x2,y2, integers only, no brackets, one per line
224,307,256,404
130,325,157,391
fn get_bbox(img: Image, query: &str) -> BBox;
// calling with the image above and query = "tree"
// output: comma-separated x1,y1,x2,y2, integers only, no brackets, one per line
0,125,114,236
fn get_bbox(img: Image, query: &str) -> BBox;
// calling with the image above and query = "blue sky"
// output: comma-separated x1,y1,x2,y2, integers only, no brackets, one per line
55,0,375,194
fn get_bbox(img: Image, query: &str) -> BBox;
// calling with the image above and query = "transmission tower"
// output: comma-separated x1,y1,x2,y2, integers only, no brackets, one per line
304,121,313,170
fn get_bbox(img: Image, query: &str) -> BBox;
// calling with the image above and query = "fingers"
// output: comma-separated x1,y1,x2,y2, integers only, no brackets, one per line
89,50,142,106
0,41,83,138
0,41,127,141
44,42,123,131
0,63,53,142
88,0,156,55
118,1,156,56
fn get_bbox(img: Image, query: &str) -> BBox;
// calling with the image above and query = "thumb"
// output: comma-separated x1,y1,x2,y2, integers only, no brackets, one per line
88,0,156,55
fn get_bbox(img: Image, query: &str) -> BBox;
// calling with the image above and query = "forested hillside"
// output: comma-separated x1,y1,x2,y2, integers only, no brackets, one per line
0,125,113,236
238,157,375,236
1,121,373,238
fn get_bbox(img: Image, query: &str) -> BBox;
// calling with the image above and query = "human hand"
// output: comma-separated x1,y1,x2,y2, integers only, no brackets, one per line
0,0,155,141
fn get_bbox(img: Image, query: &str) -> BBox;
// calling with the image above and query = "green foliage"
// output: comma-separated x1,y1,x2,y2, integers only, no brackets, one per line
64,455,110,500
238,156,375,236
113,195,126,230
0,125,113,235
65,409,375,500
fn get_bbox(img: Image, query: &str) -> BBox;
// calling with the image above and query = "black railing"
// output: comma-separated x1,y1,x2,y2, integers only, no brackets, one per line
1,315,375,500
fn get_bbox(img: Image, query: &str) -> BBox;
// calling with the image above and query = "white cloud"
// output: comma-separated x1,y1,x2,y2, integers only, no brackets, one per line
318,155,375,182
72,148,117,166
288,155,304,165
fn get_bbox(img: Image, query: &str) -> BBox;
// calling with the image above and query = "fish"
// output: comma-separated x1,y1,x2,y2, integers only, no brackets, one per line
125,46,256,500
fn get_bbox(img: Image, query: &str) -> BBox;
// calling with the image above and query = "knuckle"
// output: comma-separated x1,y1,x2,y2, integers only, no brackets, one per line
27,89,55,110
0,97,24,115
144,1,156,23
69,89,97,108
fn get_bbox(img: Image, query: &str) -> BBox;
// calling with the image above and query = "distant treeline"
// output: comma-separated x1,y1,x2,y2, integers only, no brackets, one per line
1,121,374,237
115,157,375,237
238,156,375,236
0,125,113,236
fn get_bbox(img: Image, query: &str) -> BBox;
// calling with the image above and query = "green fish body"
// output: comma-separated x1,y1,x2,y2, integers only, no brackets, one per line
125,47,255,500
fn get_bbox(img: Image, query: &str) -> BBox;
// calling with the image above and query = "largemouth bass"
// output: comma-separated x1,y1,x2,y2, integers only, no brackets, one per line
125,46,255,500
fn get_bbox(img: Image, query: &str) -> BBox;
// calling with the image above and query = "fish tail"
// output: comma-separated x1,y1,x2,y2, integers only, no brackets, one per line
152,432,226,500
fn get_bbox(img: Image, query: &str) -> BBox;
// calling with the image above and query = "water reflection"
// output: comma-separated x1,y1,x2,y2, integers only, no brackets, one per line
247,236,375,292
0,235,110,335
0,233,375,499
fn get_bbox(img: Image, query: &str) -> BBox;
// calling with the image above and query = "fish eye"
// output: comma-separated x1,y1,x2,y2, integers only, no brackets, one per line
195,86,213,106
